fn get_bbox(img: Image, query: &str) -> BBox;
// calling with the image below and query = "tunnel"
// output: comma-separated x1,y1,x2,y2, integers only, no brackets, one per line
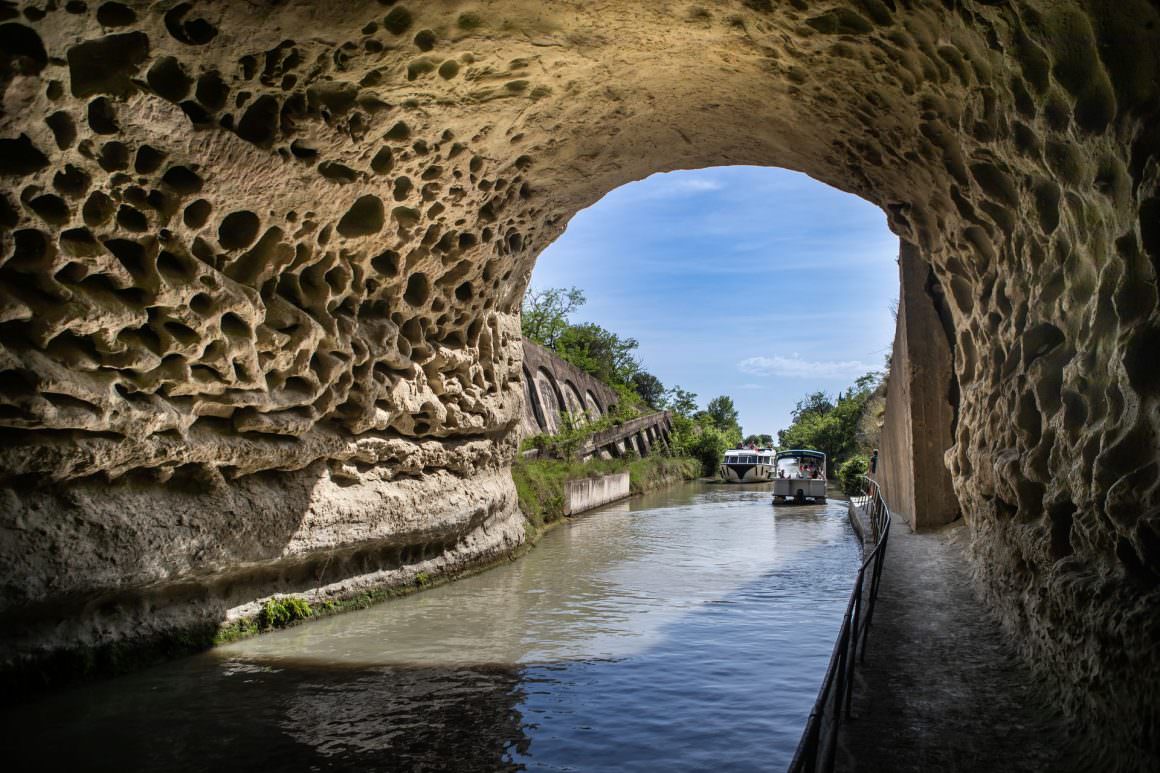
0,1,1157,767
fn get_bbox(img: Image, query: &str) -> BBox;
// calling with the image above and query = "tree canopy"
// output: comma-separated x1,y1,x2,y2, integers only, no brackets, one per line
521,286,586,349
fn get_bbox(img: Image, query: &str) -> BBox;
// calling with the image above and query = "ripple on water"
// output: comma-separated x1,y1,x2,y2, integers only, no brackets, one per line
4,483,859,772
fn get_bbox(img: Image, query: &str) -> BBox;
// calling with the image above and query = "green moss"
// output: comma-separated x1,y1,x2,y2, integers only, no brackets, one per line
258,596,314,629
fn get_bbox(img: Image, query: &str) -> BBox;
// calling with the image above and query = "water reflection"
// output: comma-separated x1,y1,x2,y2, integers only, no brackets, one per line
5,483,858,772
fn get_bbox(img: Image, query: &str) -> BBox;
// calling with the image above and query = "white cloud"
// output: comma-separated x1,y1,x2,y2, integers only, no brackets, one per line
622,175,724,200
737,354,871,378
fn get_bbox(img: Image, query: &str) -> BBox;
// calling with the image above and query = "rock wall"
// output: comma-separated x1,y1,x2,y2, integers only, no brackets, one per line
877,241,959,529
1,2,1158,765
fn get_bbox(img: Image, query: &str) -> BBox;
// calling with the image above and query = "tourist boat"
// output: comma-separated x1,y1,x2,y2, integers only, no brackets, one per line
771,449,827,503
719,447,776,483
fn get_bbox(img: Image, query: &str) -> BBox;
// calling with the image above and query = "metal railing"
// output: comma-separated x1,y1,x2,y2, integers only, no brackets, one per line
787,476,892,773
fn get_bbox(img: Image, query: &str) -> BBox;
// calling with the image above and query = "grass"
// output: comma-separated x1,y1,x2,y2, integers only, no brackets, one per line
512,454,700,539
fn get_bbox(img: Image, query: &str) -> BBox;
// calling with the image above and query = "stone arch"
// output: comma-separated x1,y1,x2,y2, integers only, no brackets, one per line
585,390,604,418
560,380,587,424
521,365,546,435
532,368,565,433
0,3,1155,759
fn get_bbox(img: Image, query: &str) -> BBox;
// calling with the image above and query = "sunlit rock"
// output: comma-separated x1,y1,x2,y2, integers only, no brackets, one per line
0,2,1157,766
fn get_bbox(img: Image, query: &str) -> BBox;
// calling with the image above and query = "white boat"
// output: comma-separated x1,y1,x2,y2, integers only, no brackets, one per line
719,447,776,483
771,450,827,503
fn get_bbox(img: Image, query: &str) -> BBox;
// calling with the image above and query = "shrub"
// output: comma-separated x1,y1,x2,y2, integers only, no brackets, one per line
838,455,869,496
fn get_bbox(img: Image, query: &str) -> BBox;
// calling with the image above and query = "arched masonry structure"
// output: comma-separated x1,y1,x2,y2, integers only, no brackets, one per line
0,2,1157,766
520,339,672,459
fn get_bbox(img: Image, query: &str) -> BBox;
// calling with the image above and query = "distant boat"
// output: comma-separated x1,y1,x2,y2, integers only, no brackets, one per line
771,449,827,504
719,448,775,483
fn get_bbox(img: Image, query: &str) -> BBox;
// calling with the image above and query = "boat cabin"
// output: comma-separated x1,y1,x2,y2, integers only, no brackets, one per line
772,449,827,503
719,447,775,483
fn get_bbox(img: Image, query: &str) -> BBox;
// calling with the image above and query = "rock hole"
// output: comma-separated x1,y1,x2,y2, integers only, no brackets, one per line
96,2,135,27
164,3,218,45
220,312,249,338
189,292,214,315
26,193,70,225
161,165,202,194
404,273,429,306
87,97,120,134
164,320,199,346
393,176,413,201
0,134,49,176
370,147,394,174
157,249,195,282
52,165,90,198
1124,326,1160,397
383,6,413,35
0,23,47,76
237,95,280,147
97,140,129,171
82,191,114,226
437,60,459,79
414,29,436,50
182,199,211,229
385,121,410,141
392,206,420,229
115,204,147,232
147,56,192,102
218,210,261,250
44,111,76,151
67,32,149,98
101,239,144,278
10,229,48,268
371,249,399,276
337,195,384,238
318,161,359,183
289,141,318,161
455,281,473,301
195,70,228,110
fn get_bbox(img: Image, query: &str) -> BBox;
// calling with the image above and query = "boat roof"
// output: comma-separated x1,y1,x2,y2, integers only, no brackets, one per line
725,448,773,454
776,449,826,459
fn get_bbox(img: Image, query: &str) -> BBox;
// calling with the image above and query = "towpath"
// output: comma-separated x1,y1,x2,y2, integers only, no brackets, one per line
838,516,1078,772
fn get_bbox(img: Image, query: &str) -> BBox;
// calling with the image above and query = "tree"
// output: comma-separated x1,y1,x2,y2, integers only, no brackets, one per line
521,286,586,348
555,322,640,386
777,371,884,474
791,391,834,422
631,371,666,409
663,386,699,418
706,395,740,430
744,433,774,447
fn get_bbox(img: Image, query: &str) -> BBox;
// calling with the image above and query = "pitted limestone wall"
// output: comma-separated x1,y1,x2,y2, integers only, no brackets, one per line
1,3,1158,764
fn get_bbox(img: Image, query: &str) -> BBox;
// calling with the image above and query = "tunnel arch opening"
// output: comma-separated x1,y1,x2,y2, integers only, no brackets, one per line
0,4,1156,764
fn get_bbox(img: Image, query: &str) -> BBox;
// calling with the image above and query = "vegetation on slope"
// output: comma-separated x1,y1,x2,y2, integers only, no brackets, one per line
512,455,701,538
777,372,886,494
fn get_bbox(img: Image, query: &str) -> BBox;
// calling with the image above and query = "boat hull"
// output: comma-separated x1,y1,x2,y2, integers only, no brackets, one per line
771,478,827,502
719,463,774,483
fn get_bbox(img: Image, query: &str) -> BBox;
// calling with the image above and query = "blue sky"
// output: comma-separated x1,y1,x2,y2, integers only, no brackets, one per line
529,166,899,438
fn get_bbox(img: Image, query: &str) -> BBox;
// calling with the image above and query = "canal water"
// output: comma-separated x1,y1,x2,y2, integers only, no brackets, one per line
6,482,859,772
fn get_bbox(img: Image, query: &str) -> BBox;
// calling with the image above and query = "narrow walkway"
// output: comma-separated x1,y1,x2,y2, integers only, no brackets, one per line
838,517,1077,772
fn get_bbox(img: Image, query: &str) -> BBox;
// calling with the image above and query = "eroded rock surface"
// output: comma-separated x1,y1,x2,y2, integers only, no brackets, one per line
1,2,1158,766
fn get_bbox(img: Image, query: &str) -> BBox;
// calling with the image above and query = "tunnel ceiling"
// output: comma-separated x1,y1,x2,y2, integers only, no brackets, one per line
1,1,1159,765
